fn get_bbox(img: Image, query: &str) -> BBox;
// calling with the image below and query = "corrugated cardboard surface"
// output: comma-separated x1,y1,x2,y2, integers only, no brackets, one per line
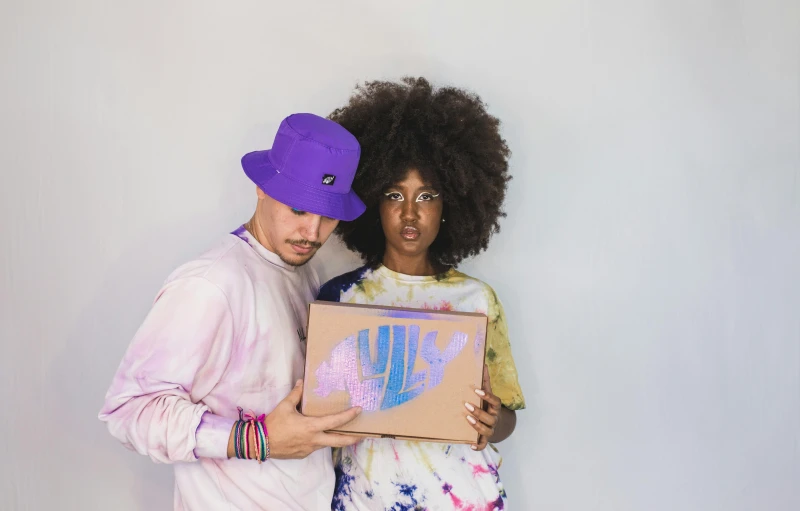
301,301,487,444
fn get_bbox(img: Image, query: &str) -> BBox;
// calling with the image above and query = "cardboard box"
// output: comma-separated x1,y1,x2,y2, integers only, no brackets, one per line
301,301,487,444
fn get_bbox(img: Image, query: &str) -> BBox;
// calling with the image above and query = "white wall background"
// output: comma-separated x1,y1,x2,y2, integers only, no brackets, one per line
1,1,798,510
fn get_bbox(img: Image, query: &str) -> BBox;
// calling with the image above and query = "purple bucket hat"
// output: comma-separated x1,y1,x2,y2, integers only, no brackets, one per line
241,113,365,221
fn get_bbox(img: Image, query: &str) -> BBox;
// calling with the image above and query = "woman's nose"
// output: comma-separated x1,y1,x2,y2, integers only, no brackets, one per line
400,201,418,223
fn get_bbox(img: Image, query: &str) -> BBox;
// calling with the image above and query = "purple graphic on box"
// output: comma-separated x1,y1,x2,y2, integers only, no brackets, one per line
314,335,385,411
314,324,468,411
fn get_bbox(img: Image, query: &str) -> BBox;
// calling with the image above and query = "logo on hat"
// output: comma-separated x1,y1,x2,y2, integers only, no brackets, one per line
322,174,336,186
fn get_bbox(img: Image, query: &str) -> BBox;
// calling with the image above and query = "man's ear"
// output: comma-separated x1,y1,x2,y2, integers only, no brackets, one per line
256,186,267,199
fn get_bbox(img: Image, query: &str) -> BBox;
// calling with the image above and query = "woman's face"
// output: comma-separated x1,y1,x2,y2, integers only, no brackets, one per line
379,168,444,262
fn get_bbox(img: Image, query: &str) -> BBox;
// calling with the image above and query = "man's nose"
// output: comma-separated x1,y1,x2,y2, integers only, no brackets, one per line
300,214,323,242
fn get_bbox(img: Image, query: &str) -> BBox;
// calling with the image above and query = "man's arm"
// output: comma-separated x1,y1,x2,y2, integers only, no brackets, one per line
99,277,235,463
100,276,364,463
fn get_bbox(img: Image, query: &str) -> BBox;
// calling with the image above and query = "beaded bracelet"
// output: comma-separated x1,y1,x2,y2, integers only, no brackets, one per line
234,407,270,463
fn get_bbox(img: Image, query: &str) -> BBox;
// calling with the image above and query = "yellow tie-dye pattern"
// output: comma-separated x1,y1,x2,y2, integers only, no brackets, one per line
483,288,526,410
353,275,387,301
410,441,436,473
339,266,526,410
364,442,375,480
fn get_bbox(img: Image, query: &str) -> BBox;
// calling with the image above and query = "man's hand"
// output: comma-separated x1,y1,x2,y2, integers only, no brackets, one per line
267,380,362,459
227,380,362,460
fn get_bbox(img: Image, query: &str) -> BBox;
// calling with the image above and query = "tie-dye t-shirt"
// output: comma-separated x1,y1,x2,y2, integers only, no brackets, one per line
317,264,526,511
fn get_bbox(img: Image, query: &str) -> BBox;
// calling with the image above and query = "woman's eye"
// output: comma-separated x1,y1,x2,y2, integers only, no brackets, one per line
384,192,404,201
415,193,439,202
291,208,306,215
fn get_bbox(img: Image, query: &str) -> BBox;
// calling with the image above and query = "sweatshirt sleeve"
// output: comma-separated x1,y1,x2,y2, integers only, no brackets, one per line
98,277,235,463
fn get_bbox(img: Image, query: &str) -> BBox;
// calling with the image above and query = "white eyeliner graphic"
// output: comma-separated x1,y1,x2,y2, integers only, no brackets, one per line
415,193,440,203
384,191,405,201
384,192,440,202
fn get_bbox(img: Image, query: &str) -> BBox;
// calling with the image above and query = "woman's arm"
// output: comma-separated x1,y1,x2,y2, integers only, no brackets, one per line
490,406,516,443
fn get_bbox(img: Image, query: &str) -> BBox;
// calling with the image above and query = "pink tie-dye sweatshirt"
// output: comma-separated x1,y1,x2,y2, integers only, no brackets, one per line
99,227,332,510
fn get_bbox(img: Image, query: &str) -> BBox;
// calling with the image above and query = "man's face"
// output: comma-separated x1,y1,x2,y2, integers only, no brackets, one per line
254,188,339,267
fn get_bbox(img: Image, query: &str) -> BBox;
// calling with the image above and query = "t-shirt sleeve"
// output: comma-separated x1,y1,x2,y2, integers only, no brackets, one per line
484,288,526,410
316,278,342,302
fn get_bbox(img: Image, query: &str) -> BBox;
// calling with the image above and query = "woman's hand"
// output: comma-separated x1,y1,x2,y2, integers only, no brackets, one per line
466,365,502,451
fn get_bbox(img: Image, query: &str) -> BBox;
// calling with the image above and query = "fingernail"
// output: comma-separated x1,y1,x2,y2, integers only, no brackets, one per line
471,445,478,450
464,402,475,412
296,380,302,387
475,389,486,397
466,415,477,424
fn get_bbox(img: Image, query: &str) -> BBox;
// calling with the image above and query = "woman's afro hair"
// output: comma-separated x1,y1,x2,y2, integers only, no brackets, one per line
329,77,511,269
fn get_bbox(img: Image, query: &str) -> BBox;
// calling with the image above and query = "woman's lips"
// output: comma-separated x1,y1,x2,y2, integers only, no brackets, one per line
401,226,420,240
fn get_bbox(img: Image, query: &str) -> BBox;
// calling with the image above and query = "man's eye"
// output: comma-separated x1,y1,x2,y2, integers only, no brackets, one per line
291,208,306,215
384,192,404,201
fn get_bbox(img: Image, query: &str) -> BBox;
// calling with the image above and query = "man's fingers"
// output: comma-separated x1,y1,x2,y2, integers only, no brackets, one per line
312,406,362,431
282,379,304,408
316,432,363,448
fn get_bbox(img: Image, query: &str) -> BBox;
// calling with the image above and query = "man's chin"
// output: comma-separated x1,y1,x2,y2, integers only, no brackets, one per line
278,250,316,267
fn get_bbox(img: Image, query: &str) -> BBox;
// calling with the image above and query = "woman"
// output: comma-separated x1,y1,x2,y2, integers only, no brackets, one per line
319,77,526,510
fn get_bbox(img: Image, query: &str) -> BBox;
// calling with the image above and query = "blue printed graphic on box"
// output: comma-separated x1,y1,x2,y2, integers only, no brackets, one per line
314,325,468,411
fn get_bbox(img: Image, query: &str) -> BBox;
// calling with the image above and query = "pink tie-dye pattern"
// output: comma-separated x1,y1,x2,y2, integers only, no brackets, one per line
470,463,490,477
420,300,454,311
99,230,334,510
442,484,487,511
444,483,504,511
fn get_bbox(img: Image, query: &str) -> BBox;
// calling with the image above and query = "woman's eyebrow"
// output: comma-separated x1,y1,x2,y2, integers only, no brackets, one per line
384,184,438,191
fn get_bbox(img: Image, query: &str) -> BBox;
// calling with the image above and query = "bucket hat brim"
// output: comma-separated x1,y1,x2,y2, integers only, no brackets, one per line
242,150,366,222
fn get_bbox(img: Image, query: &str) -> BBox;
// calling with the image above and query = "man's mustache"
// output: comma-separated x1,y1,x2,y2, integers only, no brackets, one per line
286,239,322,249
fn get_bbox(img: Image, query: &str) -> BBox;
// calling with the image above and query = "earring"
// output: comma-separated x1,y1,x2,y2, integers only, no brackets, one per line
441,218,446,223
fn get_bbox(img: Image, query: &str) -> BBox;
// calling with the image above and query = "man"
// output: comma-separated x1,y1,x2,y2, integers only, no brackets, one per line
99,113,366,510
